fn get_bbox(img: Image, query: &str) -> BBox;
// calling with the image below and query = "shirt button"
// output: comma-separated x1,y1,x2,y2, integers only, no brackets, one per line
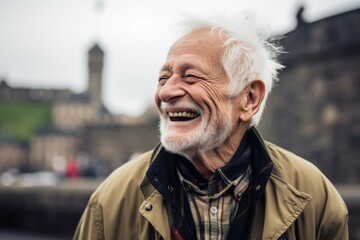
210,206,218,214
145,203,153,211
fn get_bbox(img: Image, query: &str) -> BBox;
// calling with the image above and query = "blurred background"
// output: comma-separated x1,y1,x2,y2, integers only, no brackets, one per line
0,0,359,239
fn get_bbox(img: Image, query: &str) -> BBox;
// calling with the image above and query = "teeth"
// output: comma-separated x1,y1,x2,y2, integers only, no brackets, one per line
168,112,198,118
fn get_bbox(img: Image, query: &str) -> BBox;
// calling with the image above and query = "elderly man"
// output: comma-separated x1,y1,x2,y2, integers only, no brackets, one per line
74,14,348,240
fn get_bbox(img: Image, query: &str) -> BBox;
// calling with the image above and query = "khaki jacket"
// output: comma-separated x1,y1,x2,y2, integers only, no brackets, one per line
74,138,348,239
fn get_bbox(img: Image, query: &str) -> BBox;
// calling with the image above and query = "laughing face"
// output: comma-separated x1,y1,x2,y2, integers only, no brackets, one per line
155,29,238,157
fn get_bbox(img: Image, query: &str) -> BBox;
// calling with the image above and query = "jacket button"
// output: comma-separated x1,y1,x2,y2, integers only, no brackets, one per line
145,203,153,211
256,184,261,191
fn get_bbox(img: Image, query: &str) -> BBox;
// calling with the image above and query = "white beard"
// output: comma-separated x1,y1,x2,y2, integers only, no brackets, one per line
159,102,233,157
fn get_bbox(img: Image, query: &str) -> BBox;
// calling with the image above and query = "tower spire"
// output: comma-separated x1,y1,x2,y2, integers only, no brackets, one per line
88,43,104,108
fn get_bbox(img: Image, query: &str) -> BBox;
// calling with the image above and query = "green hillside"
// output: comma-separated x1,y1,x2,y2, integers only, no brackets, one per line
0,101,52,142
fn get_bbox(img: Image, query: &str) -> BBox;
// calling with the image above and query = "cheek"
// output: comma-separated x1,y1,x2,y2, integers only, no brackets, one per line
154,88,161,107
198,83,229,110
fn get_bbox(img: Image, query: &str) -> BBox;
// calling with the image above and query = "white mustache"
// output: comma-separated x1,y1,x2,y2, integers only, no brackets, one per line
160,101,202,113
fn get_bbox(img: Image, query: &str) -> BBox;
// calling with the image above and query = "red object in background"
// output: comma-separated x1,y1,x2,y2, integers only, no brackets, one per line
65,158,80,178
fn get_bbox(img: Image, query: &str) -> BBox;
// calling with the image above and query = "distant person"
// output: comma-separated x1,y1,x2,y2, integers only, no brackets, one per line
65,157,79,178
74,13,348,239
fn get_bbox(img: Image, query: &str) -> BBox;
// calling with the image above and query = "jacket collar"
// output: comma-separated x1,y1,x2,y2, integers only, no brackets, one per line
140,144,162,199
248,127,273,199
249,127,312,239
141,145,197,240
139,144,172,240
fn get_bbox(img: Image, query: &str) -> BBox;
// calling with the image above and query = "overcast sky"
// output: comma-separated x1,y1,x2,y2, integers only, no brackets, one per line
0,0,359,116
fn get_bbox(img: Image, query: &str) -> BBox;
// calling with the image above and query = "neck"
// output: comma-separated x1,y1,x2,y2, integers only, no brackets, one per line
187,125,248,179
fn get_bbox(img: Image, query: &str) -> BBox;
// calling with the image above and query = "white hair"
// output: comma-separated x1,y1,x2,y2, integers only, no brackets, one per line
176,12,284,126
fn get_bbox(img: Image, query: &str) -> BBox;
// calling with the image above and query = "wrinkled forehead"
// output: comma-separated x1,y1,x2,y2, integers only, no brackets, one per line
167,28,225,61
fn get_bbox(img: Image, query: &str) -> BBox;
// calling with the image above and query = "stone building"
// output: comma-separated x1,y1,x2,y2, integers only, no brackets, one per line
0,79,71,102
0,137,27,171
52,44,110,131
87,44,104,110
52,95,98,131
0,43,109,172
259,8,360,183
29,129,80,170
81,121,159,170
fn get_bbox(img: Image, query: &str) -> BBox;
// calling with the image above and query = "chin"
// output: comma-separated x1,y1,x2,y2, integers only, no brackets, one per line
160,121,231,157
160,131,193,155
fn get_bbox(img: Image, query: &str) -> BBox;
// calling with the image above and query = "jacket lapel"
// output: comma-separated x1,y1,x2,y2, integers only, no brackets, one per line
259,174,312,239
249,128,312,239
139,173,171,240
139,190,171,240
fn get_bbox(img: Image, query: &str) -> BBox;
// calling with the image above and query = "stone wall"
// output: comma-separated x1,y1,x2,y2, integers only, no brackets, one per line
259,9,360,183
81,122,160,169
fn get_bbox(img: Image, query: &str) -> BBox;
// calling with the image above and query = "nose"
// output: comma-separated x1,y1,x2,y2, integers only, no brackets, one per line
158,75,186,103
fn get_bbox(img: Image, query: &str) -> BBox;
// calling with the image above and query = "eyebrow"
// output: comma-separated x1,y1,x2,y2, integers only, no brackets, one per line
160,62,203,73
179,63,199,73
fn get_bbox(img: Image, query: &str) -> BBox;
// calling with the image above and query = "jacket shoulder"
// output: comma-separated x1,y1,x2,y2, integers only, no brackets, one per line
74,150,155,239
91,150,153,205
265,141,339,195
265,141,323,183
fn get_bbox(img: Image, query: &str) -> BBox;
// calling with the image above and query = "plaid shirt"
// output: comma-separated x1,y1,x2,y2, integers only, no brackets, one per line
177,165,251,240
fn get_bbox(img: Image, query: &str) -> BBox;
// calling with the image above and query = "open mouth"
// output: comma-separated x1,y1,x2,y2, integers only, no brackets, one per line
168,111,200,121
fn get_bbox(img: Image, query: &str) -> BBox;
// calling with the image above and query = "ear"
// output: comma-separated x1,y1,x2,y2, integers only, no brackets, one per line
238,80,265,122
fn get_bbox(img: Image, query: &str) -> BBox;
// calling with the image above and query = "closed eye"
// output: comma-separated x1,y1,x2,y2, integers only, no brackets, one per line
184,74,203,83
159,76,169,81
158,74,171,85
184,74,198,78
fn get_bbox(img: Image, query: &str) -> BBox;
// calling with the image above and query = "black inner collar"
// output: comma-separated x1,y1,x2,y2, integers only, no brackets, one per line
176,129,251,190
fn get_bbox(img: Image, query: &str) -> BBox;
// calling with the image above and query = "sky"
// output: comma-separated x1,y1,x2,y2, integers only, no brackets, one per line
0,0,359,116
